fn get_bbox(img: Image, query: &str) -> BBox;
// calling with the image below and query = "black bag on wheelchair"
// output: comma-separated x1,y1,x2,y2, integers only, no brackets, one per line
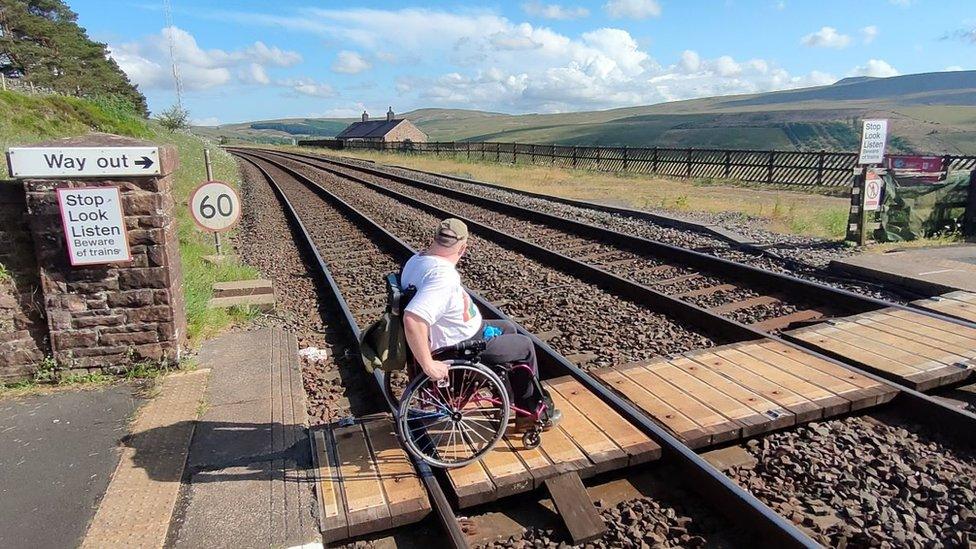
359,273,416,373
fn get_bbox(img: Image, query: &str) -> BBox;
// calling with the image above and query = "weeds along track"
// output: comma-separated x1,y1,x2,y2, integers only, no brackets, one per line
257,149,897,336
232,148,976,548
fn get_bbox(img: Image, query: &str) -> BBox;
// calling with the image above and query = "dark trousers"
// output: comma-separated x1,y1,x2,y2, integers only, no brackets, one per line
467,320,539,410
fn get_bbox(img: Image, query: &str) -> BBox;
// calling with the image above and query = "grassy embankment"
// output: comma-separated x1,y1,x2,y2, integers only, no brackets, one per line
0,91,258,376
298,147,850,239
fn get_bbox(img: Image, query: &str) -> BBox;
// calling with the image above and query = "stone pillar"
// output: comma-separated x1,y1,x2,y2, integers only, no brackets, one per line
21,134,186,372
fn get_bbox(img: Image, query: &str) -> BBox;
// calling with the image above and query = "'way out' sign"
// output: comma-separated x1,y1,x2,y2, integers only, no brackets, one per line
857,119,888,165
6,146,160,178
57,187,131,265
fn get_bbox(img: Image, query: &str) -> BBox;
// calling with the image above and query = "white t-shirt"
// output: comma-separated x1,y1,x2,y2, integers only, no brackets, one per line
401,253,482,351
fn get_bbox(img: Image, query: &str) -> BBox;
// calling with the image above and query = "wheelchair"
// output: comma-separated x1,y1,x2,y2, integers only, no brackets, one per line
378,274,558,469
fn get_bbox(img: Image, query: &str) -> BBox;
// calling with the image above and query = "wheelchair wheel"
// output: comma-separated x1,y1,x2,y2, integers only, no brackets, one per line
397,362,510,469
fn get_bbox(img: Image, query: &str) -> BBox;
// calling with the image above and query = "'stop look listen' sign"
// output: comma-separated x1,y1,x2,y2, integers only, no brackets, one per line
57,187,132,265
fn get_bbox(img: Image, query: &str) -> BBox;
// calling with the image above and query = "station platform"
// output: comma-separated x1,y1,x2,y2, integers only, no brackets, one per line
830,245,976,295
785,308,976,391
913,291,976,323
596,340,897,449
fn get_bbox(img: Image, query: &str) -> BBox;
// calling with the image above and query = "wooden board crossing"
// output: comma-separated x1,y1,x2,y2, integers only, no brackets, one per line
312,416,431,543
786,307,976,391
595,340,897,448
445,376,661,508
913,291,976,324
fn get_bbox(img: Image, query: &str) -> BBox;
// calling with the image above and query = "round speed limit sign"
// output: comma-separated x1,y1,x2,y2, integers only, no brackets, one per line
189,181,241,232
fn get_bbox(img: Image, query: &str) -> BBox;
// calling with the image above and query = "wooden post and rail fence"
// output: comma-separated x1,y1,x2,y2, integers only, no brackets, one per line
298,138,976,240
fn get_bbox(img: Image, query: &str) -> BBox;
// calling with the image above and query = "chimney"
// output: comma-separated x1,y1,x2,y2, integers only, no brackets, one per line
387,106,394,121
362,110,368,122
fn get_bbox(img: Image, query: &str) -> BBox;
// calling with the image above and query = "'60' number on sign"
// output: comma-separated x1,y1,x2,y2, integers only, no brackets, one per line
190,181,241,232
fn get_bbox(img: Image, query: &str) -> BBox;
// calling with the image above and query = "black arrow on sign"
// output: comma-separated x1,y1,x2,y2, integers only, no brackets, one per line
134,156,154,170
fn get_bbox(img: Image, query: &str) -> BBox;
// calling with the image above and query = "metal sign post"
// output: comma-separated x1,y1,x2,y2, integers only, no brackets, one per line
203,149,223,255
850,119,889,245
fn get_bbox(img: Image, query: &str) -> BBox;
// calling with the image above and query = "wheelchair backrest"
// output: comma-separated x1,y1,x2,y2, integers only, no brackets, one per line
385,272,417,317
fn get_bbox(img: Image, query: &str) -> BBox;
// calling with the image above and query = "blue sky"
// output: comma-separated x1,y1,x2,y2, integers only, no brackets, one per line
69,0,974,125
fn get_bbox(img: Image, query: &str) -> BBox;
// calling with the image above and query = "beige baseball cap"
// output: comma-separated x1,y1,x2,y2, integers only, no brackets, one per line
434,218,468,246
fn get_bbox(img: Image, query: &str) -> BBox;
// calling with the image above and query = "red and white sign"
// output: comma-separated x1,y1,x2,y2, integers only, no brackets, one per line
885,155,943,173
189,181,241,232
863,171,883,211
57,187,132,265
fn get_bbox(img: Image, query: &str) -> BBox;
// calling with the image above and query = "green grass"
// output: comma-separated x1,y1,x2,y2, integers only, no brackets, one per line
1,90,259,354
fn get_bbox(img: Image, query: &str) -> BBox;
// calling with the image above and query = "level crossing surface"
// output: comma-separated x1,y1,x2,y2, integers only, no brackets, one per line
786,308,976,391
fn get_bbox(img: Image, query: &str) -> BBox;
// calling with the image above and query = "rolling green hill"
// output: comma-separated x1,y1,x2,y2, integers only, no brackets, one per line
196,70,976,154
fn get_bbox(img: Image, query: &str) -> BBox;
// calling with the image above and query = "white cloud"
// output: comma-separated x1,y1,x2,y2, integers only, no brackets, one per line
193,116,221,126
331,50,372,74
849,59,899,78
861,25,879,44
522,2,589,20
108,27,302,91
281,78,336,97
603,0,661,19
773,1,786,10
802,26,851,49
944,65,964,71
206,7,844,113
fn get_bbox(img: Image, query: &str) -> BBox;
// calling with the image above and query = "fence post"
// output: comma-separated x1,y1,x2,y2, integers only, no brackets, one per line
686,149,692,177
652,147,658,173
596,147,601,171
767,151,775,184
572,146,578,169
551,144,556,166
942,154,952,175
513,143,518,165
531,144,536,164
817,150,825,185
963,169,976,237
724,151,731,178
622,146,628,171
467,141,471,160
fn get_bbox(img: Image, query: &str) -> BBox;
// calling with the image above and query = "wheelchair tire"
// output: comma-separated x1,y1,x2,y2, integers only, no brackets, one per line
397,362,510,469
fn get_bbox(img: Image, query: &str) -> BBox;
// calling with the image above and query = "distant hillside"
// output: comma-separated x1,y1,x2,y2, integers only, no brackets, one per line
197,71,976,154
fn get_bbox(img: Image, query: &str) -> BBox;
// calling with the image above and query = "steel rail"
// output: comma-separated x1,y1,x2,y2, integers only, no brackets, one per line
235,154,470,549
241,148,976,446
232,149,820,547
260,148,976,331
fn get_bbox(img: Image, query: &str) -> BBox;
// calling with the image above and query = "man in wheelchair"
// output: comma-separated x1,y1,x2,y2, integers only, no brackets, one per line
401,218,561,432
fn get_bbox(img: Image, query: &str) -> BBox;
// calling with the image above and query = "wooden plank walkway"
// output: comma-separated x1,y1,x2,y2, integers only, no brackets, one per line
787,307,976,391
312,416,432,543
445,376,661,508
913,291,976,324
595,340,897,449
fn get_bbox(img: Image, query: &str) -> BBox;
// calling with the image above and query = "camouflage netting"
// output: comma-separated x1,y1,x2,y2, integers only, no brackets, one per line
876,169,974,242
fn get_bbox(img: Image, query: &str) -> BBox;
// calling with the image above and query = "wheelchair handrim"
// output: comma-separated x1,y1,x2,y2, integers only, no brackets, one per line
397,362,511,469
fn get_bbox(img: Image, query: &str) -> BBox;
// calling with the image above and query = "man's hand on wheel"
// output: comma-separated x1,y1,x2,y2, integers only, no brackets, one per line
422,359,450,382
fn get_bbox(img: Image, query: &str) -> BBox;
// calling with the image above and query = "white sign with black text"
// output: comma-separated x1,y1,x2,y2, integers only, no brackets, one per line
6,147,160,178
189,181,241,232
857,119,888,165
57,187,132,265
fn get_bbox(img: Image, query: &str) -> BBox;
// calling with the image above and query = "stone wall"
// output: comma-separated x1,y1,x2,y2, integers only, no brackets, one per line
16,134,187,375
386,120,428,143
0,182,47,381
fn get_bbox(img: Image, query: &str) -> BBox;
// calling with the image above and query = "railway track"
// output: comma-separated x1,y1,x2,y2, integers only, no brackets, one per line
230,148,976,547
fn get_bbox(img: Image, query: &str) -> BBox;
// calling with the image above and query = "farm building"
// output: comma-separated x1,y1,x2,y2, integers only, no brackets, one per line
334,107,427,144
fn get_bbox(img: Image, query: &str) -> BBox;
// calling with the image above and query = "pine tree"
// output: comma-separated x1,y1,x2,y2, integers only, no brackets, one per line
0,0,148,115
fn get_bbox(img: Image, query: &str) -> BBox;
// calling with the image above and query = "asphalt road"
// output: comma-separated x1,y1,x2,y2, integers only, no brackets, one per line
0,384,143,549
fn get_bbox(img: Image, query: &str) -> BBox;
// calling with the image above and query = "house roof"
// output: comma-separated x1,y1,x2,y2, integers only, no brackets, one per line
335,119,406,139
